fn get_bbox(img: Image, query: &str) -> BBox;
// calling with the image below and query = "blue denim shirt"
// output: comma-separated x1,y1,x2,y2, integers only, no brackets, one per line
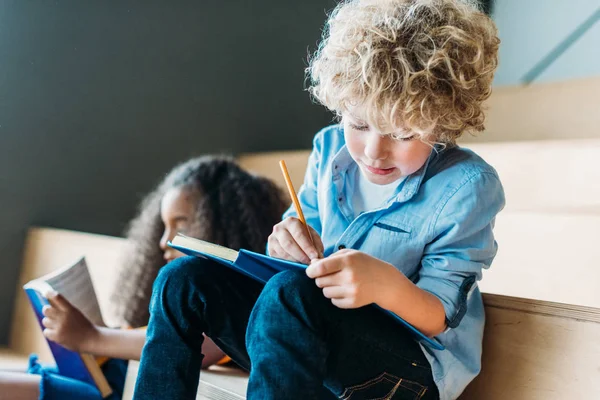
282,125,505,399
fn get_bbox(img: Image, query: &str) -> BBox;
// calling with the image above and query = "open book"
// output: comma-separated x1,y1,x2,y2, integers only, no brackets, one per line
23,257,113,398
170,233,445,350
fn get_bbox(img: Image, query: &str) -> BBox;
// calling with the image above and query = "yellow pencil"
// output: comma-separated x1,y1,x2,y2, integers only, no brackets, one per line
279,160,316,248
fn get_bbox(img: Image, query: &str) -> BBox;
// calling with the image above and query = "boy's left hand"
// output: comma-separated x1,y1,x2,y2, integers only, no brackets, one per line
305,249,398,309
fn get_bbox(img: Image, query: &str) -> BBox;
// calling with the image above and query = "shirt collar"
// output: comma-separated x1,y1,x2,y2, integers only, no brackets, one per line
332,144,442,204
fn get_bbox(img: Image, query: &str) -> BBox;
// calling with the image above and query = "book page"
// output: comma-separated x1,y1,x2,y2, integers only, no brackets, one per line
171,234,239,262
41,257,105,327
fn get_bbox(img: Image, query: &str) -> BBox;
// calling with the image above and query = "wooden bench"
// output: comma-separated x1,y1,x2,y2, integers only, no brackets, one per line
5,227,600,400
3,139,599,398
5,69,600,396
4,131,600,398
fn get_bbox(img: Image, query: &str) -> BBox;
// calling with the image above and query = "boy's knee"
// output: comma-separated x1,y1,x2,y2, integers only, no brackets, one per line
247,270,330,347
153,256,202,290
151,256,224,307
261,269,318,305
252,270,327,325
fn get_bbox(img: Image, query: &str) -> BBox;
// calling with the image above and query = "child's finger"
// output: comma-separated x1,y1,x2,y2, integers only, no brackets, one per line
322,286,345,299
270,235,309,264
308,226,325,258
268,239,294,262
42,305,58,318
306,258,343,278
331,297,354,309
46,293,67,311
42,317,56,329
43,328,56,342
287,220,319,260
275,228,312,263
52,293,71,308
314,274,340,288
48,293,73,311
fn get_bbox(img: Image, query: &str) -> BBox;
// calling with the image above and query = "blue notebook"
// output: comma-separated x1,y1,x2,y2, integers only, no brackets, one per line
23,257,113,398
170,234,445,351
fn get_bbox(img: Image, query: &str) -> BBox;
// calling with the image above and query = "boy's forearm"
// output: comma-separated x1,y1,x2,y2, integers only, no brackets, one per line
376,269,446,337
82,327,146,361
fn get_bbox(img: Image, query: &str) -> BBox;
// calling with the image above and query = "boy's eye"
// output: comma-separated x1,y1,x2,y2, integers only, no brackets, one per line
399,135,416,141
349,123,369,131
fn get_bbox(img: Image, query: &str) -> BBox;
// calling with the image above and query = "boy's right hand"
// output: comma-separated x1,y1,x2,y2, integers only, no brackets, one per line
268,217,324,264
41,292,100,353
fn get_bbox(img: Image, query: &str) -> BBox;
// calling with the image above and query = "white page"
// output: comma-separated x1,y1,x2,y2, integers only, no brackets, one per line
39,257,105,326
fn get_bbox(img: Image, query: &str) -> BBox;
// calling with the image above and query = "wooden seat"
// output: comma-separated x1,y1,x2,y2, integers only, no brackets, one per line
4,134,600,398
125,295,600,400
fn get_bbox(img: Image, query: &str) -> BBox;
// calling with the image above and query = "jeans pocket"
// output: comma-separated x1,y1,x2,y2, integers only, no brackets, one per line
339,372,429,400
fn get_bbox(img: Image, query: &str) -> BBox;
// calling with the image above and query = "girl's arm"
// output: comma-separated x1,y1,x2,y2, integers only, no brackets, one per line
83,328,226,366
42,293,146,359
84,327,146,360
42,293,226,365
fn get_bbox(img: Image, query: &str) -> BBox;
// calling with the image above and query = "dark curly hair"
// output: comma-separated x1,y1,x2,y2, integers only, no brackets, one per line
110,155,288,328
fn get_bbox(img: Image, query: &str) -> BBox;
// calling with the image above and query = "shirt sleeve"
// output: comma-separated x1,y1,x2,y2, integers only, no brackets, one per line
281,131,323,235
416,171,505,329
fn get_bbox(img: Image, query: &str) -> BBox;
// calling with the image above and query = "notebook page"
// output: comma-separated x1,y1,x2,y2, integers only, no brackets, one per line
43,257,105,327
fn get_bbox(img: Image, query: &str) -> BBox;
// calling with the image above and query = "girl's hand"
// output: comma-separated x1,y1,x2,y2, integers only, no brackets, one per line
268,217,324,264
306,249,400,309
41,293,99,353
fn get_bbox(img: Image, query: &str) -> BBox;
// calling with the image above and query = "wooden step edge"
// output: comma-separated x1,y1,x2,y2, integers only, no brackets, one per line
482,293,600,324
197,381,245,400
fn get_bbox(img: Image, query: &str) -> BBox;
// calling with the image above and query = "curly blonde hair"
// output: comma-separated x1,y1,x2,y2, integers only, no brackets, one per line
308,0,500,144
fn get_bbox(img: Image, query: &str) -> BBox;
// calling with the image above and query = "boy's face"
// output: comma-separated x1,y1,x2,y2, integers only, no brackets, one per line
342,110,432,185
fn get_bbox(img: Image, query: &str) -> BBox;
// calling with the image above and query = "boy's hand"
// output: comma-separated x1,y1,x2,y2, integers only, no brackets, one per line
42,292,99,353
306,249,399,309
268,217,324,264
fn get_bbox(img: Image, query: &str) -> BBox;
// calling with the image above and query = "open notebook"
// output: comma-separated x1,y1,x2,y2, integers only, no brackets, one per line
170,233,444,351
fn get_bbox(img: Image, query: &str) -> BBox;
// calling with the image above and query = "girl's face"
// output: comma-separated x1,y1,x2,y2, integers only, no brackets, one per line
342,109,432,185
159,187,197,263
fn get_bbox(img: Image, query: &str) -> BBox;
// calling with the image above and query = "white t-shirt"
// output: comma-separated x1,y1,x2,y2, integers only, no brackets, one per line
351,167,405,217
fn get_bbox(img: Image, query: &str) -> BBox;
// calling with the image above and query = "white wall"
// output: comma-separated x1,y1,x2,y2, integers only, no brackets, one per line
492,0,600,86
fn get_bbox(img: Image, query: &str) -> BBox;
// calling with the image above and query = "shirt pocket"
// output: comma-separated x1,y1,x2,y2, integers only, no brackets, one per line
372,217,412,240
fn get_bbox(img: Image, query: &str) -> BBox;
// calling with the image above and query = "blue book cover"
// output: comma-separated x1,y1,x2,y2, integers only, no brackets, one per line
170,234,445,351
23,257,113,397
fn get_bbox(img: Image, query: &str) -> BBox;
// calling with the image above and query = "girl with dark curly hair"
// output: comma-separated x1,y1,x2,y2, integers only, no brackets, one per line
0,155,287,400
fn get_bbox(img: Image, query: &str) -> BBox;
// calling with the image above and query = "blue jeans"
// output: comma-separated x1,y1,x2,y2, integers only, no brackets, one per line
133,256,438,399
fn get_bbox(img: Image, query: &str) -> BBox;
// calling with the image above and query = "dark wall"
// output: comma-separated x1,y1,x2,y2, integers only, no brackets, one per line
0,0,336,343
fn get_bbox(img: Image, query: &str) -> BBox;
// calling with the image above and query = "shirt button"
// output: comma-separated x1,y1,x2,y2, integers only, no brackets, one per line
338,244,346,250
338,197,343,202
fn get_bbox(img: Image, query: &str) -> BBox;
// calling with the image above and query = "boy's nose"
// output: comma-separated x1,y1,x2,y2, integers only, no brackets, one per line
364,133,387,160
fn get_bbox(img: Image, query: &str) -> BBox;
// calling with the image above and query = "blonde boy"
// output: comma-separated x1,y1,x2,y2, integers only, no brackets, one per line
134,1,503,399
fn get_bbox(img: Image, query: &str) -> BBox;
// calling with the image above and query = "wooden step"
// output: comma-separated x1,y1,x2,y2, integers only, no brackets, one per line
0,348,29,372
462,294,600,399
122,294,600,400
123,362,248,400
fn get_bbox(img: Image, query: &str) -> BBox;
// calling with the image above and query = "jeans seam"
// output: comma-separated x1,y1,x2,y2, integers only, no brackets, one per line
397,378,427,397
340,372,385,398
340,372,428,400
